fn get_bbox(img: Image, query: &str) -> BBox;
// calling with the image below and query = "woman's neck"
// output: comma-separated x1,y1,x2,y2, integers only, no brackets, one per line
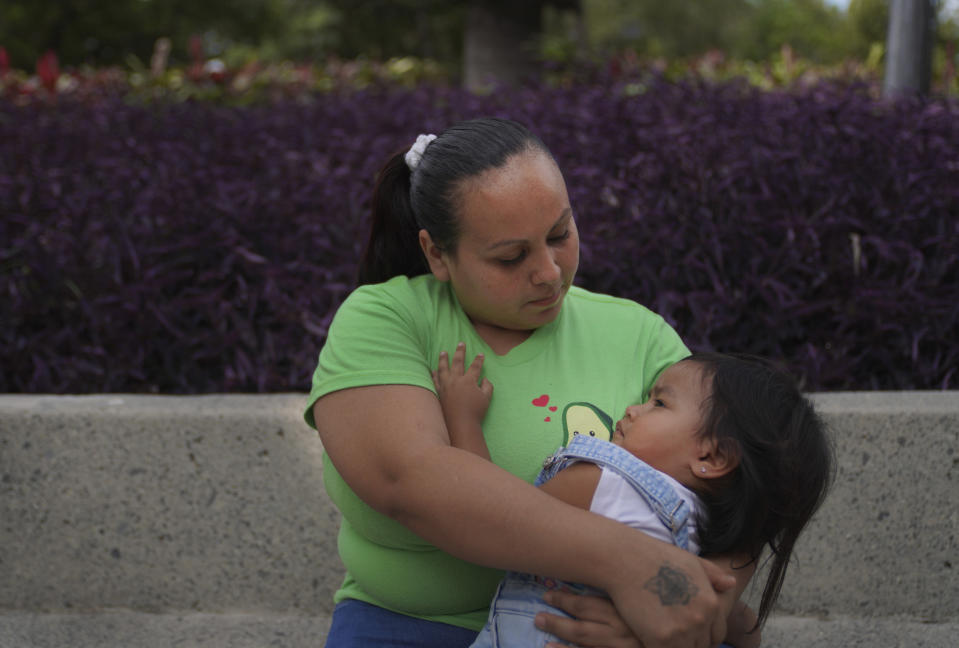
471,321,534,356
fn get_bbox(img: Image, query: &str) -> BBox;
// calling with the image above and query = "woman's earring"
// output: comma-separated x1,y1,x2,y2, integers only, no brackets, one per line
700,466,707,474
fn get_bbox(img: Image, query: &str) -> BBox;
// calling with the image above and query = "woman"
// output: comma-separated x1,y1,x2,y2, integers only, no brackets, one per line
307,118,750,647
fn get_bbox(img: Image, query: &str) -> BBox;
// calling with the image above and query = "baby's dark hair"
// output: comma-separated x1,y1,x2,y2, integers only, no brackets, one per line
683,352,834,628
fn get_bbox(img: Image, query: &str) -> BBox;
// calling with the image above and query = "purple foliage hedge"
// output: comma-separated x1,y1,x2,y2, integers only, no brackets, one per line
2,78,957,393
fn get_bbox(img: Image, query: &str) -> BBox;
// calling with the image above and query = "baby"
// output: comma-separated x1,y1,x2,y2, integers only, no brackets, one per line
433,343,833,648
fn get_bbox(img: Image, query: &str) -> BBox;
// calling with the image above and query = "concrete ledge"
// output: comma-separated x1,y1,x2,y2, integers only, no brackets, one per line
758,392,958,621
0,612,957,648
0,395,340,615
0,611,334,648
1,392,958,632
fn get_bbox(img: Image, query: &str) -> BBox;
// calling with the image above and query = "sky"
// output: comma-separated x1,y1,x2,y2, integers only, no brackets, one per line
824,0,959,15
826,0,959,13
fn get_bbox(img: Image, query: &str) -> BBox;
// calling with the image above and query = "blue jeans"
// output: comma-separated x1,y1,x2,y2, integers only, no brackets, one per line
324,599,479,648
326,590,734,648
468,572,581,648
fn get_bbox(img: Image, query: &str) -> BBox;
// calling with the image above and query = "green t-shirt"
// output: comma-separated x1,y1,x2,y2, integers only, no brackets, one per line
304,275,689,630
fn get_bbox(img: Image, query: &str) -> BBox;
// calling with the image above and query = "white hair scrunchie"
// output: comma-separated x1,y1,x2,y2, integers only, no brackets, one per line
404,133,437,171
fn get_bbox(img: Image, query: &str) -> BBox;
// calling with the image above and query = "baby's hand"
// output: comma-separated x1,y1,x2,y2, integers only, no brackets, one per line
433,342,494,434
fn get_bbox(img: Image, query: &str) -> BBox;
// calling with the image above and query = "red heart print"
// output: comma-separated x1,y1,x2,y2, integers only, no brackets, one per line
532,395,549,407
549,406,557,412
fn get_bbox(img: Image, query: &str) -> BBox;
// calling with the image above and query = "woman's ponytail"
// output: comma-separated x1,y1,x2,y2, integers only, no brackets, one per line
357,151,429,285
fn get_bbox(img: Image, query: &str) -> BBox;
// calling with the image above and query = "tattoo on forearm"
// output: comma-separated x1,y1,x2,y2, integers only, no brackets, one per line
643,563,698,606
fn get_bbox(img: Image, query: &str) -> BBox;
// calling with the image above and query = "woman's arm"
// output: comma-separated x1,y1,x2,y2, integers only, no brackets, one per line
533,472,755,647
314,385,735,648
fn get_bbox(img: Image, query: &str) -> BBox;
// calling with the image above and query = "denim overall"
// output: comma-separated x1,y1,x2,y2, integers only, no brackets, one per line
468,435,695,648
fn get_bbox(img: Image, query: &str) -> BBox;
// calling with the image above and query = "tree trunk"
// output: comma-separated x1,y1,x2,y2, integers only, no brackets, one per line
463,1,543,91
883,0,936,96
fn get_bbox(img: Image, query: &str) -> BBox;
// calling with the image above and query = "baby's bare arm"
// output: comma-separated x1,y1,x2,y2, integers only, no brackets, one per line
432,342,493,460
537,461,602,510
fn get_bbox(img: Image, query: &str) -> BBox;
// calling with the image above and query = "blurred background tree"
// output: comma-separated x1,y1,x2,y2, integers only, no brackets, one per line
734,0,854,61
581,0,845,61
1,0,956,89
849,0,892,49
0,0,290,67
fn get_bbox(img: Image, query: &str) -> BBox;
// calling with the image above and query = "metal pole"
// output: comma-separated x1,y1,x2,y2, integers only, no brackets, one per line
884,0,937,97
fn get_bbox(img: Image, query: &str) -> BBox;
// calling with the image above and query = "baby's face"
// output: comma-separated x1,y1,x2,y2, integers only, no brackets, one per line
612,361,709,485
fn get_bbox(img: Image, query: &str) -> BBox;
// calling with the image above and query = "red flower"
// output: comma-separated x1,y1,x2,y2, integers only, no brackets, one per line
189,35,204,64
0,47,9,77
37,50,59,93
188,35,205,81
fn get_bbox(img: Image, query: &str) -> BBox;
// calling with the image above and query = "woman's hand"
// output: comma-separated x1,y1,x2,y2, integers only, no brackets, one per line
536,559,741,648
535,591,642,648
592,543,735,648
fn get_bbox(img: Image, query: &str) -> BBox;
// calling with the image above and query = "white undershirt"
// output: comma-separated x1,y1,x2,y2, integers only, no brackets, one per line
590,465,701,554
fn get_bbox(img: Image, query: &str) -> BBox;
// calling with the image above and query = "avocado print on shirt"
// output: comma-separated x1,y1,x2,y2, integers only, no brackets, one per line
561,402,613,445
531,394,614,446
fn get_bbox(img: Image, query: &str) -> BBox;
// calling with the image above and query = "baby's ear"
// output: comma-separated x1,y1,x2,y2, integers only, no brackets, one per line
419,229,450,281
693,436,740,479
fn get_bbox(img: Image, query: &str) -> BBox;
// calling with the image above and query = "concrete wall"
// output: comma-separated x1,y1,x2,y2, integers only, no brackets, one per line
1,392,957,623
754,392,958,621
1,395,338,615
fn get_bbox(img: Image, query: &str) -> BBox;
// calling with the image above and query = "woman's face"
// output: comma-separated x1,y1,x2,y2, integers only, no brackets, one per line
421,150,580,335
